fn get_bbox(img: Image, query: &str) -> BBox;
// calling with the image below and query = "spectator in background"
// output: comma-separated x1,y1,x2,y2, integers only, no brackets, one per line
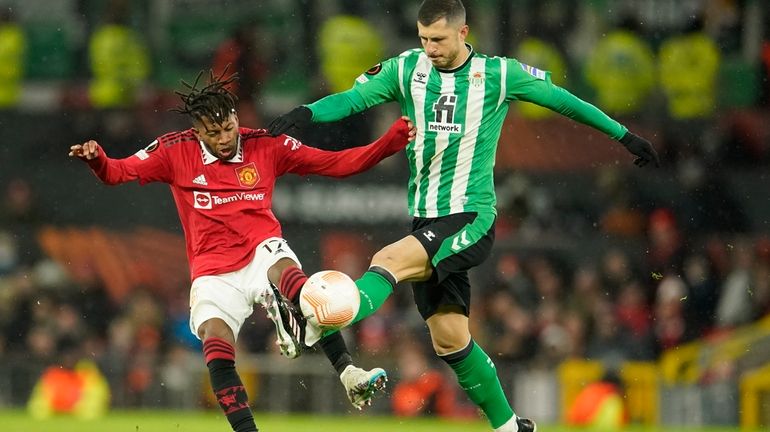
715,239,756,328
646,208,685,277
595,167,647,238
391,340,476,419
88,0,150,108
600,248,637,299
0,8,25,108
681,252,720,336
0,178,44,266
658,15,721,161
212,23,270,127
584,16,656,118
654,276,694,352
674,157,749,236
294,15,385,151
585,299,637,369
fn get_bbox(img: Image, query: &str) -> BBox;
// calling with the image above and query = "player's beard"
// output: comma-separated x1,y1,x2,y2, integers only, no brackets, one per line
431,46,462,69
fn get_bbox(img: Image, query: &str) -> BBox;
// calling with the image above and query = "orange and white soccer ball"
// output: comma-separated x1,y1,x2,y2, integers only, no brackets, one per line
299,270,360,330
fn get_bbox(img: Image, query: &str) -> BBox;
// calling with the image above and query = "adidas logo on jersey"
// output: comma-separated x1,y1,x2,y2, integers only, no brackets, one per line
192,174,208,186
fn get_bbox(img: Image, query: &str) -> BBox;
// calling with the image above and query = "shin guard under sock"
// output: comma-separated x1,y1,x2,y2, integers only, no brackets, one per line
352,266,397,324
440,340,515,428
203,338,258,432
317,331,353,375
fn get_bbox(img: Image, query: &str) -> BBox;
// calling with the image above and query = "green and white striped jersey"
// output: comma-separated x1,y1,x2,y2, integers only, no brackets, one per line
308,46,627,218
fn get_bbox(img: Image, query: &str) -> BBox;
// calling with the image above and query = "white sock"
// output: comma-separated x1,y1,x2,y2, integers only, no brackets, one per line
494,414,518,432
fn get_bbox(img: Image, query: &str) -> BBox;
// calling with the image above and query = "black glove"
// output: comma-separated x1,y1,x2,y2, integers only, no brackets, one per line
619,131,660,167
267,106,312,137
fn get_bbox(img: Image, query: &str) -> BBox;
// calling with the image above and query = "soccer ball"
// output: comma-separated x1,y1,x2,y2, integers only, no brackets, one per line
299,270,360,330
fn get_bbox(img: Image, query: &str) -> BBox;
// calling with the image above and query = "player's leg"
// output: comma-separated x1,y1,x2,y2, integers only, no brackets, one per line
191,276,258,432
349,234,432,324
262,239,388,408
413,212,536,431
319,333,388,410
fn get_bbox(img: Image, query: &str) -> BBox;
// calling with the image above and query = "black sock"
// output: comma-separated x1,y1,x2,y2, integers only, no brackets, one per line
318,332,353,375
204,338,258,432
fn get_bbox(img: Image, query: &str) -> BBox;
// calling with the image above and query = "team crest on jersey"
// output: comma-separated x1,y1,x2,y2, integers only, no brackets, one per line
469,71,485,88
236,163,260,188
520,63,546,80
365,63,382,76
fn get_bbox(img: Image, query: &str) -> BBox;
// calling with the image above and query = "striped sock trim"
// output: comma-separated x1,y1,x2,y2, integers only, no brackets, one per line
368,265,398,288
203,337,235,364
280,266,308,303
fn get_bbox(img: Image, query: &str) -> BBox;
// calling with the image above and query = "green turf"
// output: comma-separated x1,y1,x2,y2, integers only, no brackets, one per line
0,410,757,432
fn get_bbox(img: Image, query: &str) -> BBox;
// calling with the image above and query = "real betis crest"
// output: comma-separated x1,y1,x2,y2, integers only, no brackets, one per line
469,71,485,88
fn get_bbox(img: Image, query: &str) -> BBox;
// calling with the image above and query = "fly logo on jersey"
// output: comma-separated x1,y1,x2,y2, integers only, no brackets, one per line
414,72,427,84
194,191,213,209
429,95,462,134
235,163,260,188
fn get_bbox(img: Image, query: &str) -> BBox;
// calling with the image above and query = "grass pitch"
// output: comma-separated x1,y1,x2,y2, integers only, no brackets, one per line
0,410,756,432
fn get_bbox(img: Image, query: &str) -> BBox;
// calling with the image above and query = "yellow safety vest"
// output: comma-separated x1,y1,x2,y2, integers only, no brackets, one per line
89,24,150,108
659,32,720,119
318,16,384,93
0,23,25,107
585,30,655,115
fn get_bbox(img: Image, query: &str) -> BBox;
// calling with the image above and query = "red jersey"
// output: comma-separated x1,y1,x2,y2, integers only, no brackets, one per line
85,120,409,280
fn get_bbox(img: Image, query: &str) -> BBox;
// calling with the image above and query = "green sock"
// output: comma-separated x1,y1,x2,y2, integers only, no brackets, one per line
352,270,393,324
446,342,514,428
320,271,394,338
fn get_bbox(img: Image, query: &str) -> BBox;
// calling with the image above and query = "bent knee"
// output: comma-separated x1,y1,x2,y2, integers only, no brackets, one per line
430,331,471,355
198,318,235,343
371,245,399,268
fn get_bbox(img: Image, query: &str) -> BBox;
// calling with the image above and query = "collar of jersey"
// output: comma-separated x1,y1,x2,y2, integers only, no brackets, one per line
199,134,243,165
435,43,475,74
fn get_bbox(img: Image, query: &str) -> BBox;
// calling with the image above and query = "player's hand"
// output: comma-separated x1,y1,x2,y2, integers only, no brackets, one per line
69,140,101,160
619,132,660,168
401,116,417,142
267,105,312,137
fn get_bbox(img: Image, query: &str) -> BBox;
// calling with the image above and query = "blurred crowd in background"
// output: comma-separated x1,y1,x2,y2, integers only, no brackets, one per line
1,0,770,417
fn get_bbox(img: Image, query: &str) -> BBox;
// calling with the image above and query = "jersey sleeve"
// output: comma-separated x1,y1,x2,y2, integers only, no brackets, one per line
86,139,173,185
307,57,401,122
273,118,409,177
504,58,627,140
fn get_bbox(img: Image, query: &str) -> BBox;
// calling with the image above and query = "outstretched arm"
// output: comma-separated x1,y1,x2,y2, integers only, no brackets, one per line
522,84,660,167
510,61,660,167
69,140,172,185
277,116,415,178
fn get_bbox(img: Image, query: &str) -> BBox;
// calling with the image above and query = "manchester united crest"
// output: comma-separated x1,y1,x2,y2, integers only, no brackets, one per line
235,163,260,188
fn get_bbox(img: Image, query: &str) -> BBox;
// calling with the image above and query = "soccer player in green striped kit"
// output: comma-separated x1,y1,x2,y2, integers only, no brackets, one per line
269,1,659,430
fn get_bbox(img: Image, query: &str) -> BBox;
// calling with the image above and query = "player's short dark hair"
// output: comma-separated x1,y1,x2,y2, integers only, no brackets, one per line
418,0,466,26
172,68,239,126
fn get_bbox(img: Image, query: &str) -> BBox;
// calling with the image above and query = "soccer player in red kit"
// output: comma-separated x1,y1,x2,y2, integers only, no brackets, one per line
69,71,415,432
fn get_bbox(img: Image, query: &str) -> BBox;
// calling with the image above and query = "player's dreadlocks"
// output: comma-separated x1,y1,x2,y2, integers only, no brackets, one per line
172,68,239,125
